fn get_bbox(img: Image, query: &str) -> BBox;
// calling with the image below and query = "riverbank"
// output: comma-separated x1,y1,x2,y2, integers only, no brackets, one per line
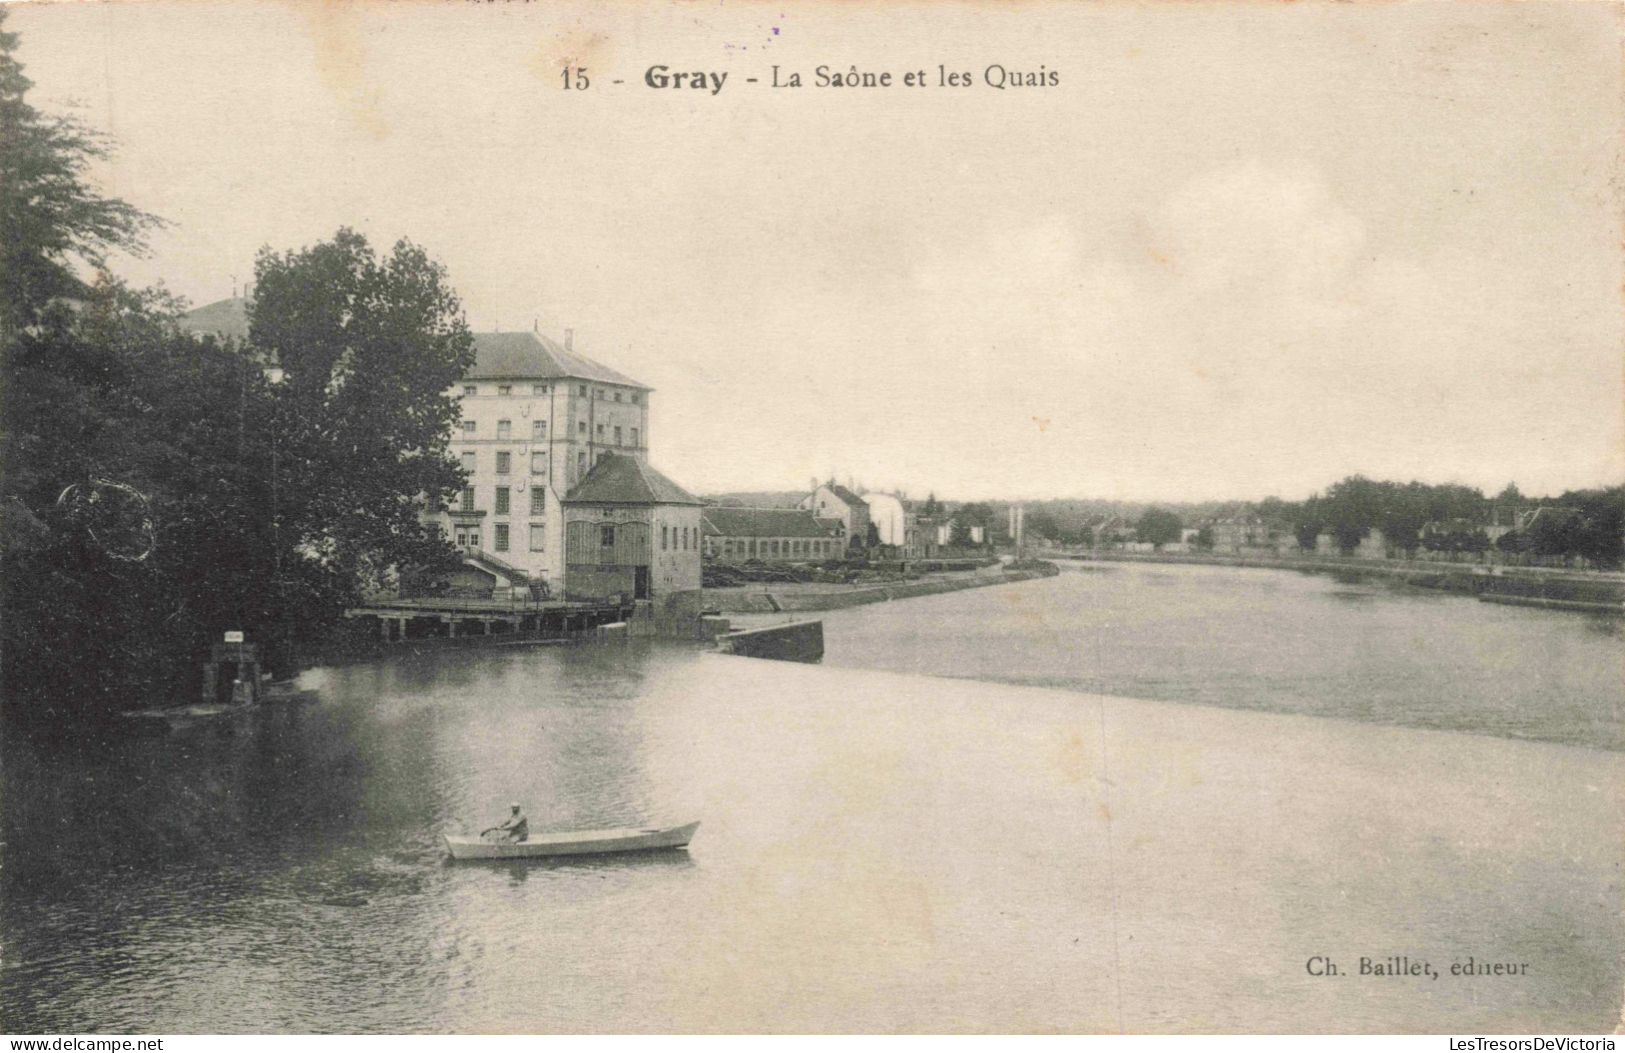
702,561,1059,613
1059,550,1625,614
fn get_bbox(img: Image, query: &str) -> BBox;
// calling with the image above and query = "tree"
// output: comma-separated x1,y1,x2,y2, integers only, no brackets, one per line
3,277,296,717
1379,482,1429,558
921,492,940,517
0,9,158,335
250,229,475,597
1557,488,1624,569
0,36,475,723
1025,508,1062,542
953,502,995,548
1135,508,1183,549
1321,476,1384,553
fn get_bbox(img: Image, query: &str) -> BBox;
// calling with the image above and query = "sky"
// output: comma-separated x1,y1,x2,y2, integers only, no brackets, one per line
10,0,1622,502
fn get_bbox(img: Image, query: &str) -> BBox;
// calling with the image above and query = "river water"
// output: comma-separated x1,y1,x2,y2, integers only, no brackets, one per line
2,562,1620,1032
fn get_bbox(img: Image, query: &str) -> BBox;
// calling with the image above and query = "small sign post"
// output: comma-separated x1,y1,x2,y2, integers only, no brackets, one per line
224,630,244,643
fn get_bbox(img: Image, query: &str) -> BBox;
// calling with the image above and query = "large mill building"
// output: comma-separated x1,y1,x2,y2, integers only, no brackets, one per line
180,299,671,596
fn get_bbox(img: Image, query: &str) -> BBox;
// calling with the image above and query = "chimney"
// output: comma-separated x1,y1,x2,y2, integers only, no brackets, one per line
532,318,538,333
564,328,574,351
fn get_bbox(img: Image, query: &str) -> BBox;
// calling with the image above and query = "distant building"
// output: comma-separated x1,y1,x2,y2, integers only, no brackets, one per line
702,507,844,562
1210,515,1295,554
799,482,870,552
561,453,702,625
861,492,923,557
1087,515,1135,546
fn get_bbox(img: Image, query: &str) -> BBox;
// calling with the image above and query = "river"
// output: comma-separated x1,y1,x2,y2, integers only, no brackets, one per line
2,562,1620,1032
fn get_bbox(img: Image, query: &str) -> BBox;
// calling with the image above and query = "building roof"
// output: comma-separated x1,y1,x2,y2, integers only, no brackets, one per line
178,296,252,340
466,331,649,389
817,483,867,508
177,299,648,389
563,453,700,506
702,507,837,539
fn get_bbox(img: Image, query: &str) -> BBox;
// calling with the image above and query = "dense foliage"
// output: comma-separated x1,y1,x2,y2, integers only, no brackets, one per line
1133,508,1183,549
0,16,471,723
0,10,155,337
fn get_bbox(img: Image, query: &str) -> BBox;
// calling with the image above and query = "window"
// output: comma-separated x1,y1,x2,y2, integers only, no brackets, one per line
494,524,509,551
462,420,476,435
596,423,605,438
578,421,586,435
531,420,546,439
662,525,669,550
497,419,511,439
595,388,604,400
631,394,640,405
462,385,477,397
576,451,586,475
459,488,475,512
613,426,622,445
532,383,547,395
630,427,639,447
495,451,511,474
495,487,509,514
530,524,546,551
497,384,512,396
530,488,546,514
601,524,615,547
531,452,547,476
578,385,587,396
460,451,475,473
614,391,623,402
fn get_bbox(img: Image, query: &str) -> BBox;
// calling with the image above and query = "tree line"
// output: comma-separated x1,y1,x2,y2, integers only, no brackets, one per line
1016,477,1622,569
1,12,471,725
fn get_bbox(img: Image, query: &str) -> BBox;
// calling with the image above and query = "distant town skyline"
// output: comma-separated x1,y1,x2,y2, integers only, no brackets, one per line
12,1,1621,503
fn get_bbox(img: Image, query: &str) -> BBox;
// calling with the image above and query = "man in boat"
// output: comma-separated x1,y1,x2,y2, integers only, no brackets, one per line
484,803,528,843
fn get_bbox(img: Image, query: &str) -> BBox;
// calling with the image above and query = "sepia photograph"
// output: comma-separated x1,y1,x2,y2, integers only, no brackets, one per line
0,0,1620,1037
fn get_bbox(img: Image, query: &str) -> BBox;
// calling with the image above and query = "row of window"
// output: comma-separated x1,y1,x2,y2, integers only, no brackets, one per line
458,445,636,480
460,486,548,515
463,383,551,398
460,382,641,405
453,524,546,553
660,524,696,551
711,537,840,559
462,450,547,476
460,419,641,447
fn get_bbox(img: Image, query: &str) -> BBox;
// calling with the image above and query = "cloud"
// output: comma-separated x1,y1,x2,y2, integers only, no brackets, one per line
887,160,1620,499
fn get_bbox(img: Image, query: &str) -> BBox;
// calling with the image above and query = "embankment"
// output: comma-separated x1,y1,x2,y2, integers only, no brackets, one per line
703,562,1059,614
1063,551,1625,615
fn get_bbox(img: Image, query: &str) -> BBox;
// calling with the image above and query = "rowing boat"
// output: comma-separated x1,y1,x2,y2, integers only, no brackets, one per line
443,821,699,860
